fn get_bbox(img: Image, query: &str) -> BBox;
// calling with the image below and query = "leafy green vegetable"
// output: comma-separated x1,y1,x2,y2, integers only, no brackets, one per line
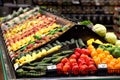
33,35,42,40
79,20,93,26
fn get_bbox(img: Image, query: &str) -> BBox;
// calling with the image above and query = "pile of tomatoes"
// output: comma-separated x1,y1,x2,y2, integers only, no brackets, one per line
56,48,97,75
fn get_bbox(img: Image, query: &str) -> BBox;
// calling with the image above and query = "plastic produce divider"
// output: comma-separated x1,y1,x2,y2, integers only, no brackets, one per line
0,46,8,80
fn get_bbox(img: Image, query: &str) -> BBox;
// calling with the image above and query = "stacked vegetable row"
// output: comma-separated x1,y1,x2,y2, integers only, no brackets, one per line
1,7,39,30
16,38,86,76
56,48,97,76
87,38,120,74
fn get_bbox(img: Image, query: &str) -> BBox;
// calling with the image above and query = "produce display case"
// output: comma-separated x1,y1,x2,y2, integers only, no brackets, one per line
1,24,120,79
1,0,120,80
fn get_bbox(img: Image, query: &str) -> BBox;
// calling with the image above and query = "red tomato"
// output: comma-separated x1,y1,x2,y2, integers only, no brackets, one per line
69,59,77,64
88,64,97,74
72,65,79,75
78,58,86,65
70,54,77,59
80,54,88,59
56,63,63,74
61,58,69,65
63,65,71,74
79,64,88,75
74,51,80,59
75,48,82,54
71,63,78,67
82,48,90,55
65,61,71,66
86,61,94,66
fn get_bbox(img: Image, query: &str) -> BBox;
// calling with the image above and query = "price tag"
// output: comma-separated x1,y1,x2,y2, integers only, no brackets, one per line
47,65,56,70
98,63,107,69
72,0,80,4
14,63,19,70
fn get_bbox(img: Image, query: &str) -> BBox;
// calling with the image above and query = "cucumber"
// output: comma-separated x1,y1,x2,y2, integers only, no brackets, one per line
75,40,79,48
16,69,24,73
25,72,46,77
23,7,29,12
78,38,86,48
17,7,23,14
29,70,36,73
52,52,61,57
61,42,67,46
29,52,33,56
28,62,41,66
55,40,62,45
47,44,53,49
44,47,50,50
65,41,71,44
41,57,52,63
17,70,46,77
22,65,46,70
36,50,40,54
52,56,65,64
37,63,52,66
61,50,73,55
71,38,75,44
52,50,73,57
52,43,58,46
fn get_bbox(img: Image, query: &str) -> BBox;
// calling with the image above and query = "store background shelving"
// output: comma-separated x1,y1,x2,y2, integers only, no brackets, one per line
1,0,120,25
32,0,120,26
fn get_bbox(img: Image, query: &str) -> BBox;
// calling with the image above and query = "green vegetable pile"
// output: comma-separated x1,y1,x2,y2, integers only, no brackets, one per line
98,44,120,58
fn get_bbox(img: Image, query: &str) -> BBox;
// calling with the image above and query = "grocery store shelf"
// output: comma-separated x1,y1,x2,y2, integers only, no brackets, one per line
4,3,30,7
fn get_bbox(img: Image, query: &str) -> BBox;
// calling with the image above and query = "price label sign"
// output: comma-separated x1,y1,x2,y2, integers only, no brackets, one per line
98,63,107,69
47,65,56,70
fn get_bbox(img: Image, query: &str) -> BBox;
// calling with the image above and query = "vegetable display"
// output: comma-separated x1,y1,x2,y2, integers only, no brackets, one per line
87,38,120,74
1,7,120,78
16,38,85,76
1,7,74,62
